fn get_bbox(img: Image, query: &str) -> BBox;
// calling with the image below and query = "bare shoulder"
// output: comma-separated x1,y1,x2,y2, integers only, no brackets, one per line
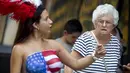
48,39,63,47
47,39,64,51
12,44,24,56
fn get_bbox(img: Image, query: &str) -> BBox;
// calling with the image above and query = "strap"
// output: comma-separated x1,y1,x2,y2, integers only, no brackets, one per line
91,31,109,73
91,31,99,44
103,58,109,73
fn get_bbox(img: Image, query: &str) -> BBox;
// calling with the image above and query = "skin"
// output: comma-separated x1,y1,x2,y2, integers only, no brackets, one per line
123,63,130,73
93,14,115,44
61,30,82,45
10,9,106,73
64,14,115,73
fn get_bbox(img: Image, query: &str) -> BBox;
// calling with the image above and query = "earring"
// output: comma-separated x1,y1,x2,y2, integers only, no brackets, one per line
37,27,39,30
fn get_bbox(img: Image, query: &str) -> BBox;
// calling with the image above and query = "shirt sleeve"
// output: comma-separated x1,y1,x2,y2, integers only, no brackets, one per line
72,32,93,57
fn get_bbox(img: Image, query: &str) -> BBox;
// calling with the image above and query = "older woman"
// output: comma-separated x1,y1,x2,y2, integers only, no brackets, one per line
65,4,122,73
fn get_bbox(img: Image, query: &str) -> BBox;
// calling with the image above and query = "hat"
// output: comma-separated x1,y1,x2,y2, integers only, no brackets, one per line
0,0,42,23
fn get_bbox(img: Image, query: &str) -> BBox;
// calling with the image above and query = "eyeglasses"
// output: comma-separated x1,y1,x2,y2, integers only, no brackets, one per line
96,19,114,26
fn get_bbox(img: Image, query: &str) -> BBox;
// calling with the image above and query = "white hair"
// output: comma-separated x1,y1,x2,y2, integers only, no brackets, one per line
92,4,119,26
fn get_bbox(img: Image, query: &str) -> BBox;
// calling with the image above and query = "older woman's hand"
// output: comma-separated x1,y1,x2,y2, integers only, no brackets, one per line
123,63,130,73
93,44,106,59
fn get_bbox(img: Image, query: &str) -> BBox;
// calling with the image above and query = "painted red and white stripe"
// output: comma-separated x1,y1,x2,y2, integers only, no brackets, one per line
42,50,63,73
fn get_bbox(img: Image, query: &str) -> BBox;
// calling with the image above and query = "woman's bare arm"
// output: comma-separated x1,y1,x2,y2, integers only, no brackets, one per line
10,45,23,73
64,50,82,73
55,41,106,70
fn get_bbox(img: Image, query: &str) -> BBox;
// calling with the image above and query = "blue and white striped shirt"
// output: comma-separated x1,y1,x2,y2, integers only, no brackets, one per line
72,31,121,73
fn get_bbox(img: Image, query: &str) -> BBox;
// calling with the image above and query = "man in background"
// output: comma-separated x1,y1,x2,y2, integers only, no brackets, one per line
56,19,83,53
56,19,83,73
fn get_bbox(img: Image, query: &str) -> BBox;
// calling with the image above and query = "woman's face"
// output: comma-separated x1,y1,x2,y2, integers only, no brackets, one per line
94,14,115,35
37,9,53,36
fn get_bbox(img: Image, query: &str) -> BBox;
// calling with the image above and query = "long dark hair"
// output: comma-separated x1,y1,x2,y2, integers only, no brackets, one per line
14,3,45,45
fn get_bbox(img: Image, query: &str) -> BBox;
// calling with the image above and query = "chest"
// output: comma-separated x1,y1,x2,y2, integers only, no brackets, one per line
24,50,63,73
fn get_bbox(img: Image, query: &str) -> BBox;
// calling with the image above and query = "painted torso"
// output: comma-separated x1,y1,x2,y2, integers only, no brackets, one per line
26,50,63,73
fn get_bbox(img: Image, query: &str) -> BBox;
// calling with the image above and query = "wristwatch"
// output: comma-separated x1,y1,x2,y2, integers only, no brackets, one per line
91,51,99,60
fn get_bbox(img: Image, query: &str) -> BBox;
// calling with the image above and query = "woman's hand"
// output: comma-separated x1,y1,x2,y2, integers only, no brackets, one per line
123,63,130,73
93,44,106,59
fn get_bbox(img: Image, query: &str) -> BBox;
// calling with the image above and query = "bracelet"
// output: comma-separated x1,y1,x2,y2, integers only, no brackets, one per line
91,51,99,60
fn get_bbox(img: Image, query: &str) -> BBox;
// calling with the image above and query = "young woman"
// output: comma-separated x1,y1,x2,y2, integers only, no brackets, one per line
0,0,106,73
